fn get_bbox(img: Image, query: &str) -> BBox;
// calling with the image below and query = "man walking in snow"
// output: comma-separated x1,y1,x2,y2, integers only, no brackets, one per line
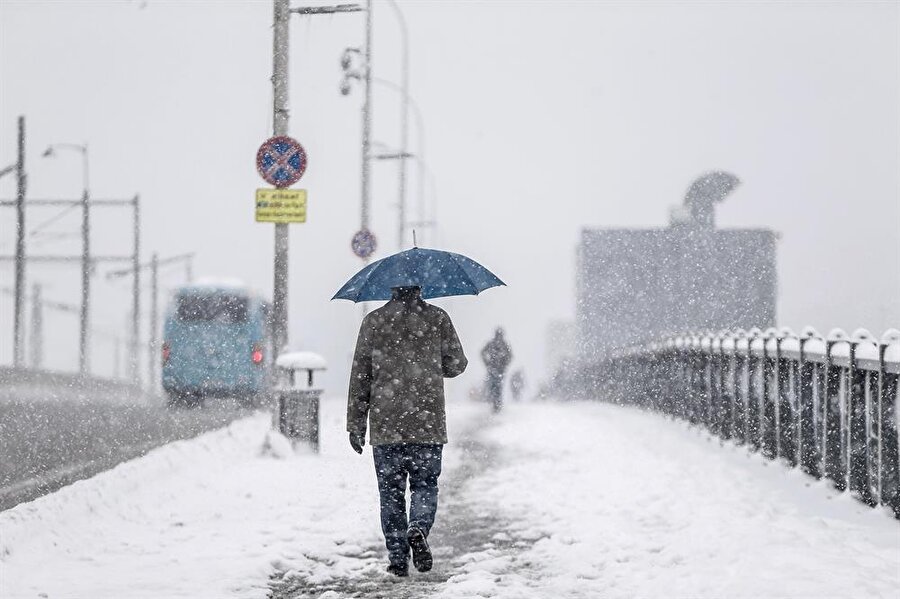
347,286,468,577
481,328,512,413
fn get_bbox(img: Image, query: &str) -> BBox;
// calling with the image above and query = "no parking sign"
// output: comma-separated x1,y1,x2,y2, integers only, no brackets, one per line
256,136,307,188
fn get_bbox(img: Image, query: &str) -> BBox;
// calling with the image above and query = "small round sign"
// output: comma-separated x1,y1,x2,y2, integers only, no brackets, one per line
256,136,308,188
351,229,377,259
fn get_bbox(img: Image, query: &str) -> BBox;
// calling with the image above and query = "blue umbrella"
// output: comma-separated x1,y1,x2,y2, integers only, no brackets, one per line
332,247,505,302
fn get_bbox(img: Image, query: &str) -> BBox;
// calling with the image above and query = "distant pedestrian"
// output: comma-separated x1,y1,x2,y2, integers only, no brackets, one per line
347,286,468,577
510,369,525,402
481,328,512,413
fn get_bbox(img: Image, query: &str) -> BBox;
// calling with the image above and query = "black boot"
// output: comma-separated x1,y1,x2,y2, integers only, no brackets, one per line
407,527,433,573
386,561,409,577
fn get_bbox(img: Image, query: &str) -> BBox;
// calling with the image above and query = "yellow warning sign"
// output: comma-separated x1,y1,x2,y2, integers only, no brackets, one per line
255,188,307,223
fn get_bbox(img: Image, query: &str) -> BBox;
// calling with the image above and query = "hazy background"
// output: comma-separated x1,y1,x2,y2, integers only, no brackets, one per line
1,0,898,395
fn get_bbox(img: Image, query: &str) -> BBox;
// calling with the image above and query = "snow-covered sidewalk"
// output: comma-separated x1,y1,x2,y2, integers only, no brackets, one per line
440,401,900,598
0,396,489,599
2,398,898,598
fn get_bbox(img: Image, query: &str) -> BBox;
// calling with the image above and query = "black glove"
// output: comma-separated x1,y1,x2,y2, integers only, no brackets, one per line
349,432,364,454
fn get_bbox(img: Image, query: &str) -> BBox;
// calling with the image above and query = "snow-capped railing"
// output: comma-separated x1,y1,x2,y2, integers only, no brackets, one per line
583,327,900,518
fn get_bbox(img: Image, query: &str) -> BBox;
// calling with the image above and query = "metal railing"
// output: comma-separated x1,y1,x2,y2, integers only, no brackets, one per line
576,327,900,517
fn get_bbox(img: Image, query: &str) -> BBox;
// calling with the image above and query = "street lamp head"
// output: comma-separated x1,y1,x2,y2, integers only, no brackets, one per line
42,146,55,158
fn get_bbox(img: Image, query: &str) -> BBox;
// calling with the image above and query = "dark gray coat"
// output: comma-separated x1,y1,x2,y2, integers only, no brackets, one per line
347,293,467,445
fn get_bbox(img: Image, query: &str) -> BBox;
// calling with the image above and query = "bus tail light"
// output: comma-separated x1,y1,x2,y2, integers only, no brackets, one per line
162,342,171,364
251,344,264,365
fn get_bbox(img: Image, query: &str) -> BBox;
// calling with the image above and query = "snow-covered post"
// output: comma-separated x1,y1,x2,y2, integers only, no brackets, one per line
761,329,779,460
824,329,849,491
776,328,798,467
732,331,749,444
746,328,763,451
878,330,900,516
719,332,735,440
798,327,823,479
274,351,327,452
848,329,876,506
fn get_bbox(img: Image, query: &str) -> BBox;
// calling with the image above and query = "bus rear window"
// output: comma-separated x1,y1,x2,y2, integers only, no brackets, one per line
177,295,248,323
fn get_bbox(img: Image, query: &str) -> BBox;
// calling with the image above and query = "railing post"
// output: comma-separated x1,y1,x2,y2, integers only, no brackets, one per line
733,330,748,445
747,330,762,451
719,333,734,440
663,342,677,416
777,330,798,467
761,331,779,459
824,332,848,491
848,332,876,506
798,330,822,478
878,332,900,517
700,336,714,430
674,339,686,420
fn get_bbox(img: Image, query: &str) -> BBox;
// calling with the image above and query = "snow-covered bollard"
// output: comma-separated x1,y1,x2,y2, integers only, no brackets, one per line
274,351,327,453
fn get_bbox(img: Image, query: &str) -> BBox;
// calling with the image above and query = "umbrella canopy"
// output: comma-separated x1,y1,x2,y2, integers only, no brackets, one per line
332,247,505,302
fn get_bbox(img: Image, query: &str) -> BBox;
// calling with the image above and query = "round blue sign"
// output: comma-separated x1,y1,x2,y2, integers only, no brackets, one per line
256,136,307,188
351,229,377,259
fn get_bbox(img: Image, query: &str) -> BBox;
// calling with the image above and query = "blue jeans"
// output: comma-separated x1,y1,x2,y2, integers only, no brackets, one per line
373,443,443,565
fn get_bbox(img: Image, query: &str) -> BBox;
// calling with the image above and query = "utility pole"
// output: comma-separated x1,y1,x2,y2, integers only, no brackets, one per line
80,186,90,374
29,282,42,369
272,0,291,359
131,195,141,386
270,0,364,356
148,252,158,392
14,116,26,366
42,142,91,374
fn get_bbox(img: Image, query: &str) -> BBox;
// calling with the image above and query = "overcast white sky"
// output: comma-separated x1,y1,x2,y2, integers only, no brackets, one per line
1,0,898,393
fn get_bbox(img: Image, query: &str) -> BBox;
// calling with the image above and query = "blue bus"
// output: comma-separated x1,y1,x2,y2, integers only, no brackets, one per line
162,283,272,407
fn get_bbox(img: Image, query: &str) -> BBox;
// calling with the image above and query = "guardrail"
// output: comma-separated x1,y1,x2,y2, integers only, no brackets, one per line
578,327,900,517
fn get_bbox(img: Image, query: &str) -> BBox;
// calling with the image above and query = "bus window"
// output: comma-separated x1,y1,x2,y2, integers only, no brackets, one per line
177,294,248,324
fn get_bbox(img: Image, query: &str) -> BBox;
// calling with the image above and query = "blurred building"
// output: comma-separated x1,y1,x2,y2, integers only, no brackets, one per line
576,172,777,361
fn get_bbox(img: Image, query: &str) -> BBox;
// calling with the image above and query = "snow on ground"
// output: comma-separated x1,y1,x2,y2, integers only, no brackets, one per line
440,401,900,599
2,397,898,598
0,397,478,599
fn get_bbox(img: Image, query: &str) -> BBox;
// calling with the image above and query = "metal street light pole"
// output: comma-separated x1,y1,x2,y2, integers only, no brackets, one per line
385,0,409,250
43,142,90,374
361,0,373,232
335,1,376,240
